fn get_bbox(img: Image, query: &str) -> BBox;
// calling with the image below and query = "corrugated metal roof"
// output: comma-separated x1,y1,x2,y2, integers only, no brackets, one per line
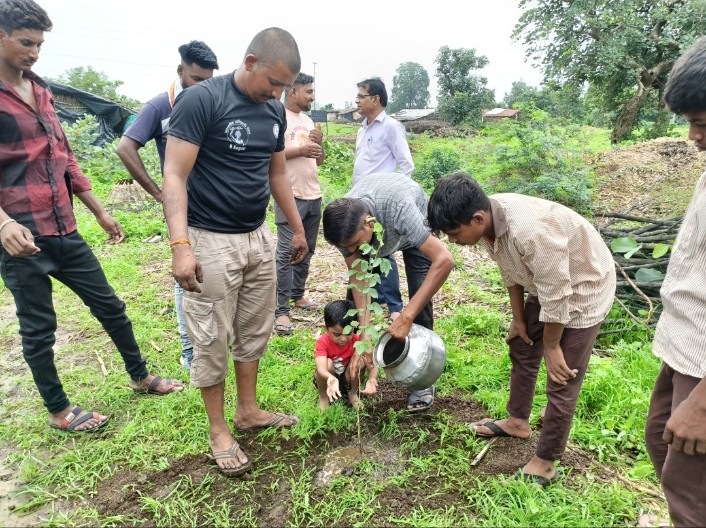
483,108,520,117
389,108,437,121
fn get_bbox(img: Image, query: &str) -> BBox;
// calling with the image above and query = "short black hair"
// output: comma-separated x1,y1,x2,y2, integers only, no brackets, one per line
294,72,314,86
663,36,706,115
0,0,52,33
246,27,301,74
324,299,356,329
322,198,369,247
357,77,388,107
178,40,219,70
428,172,490,235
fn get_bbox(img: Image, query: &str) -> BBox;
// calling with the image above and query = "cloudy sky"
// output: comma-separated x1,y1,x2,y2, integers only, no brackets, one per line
36,0,544,108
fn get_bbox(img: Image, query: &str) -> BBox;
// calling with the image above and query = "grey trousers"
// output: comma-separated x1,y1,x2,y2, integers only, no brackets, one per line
275,197,322,317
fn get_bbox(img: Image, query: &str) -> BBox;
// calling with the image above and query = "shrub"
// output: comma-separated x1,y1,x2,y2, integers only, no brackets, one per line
413,146,463,192
62,115,134,187
318,138,355,202
477,107,594,213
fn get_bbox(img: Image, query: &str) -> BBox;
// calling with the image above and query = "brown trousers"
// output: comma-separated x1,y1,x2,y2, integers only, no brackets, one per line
646,363,706,527
506,296,601,461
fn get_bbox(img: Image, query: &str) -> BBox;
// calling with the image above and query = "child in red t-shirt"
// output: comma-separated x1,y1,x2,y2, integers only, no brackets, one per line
315,300,379,411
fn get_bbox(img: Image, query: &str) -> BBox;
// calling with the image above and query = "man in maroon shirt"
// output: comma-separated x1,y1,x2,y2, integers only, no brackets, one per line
0,0,183,433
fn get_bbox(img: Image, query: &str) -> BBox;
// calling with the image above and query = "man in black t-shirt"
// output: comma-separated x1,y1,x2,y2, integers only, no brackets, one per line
163,27,307,478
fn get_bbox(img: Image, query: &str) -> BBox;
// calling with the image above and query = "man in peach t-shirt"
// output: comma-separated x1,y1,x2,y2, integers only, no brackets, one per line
274,73,326,335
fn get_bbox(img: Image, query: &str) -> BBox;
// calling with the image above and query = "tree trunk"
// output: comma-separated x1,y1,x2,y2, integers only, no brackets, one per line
611,83,651,144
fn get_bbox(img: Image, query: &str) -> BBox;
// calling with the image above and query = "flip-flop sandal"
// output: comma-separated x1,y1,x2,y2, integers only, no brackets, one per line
407,386,436,413
274,321,294,336
50,406,109,433
234,412,300,432
209,442,253,478
514,469,560,488
131,375,183,395
469,419,532,439
471,419,514,438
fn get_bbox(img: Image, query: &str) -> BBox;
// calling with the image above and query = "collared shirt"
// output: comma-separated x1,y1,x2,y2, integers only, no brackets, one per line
342,173,430,258
352,110,414,186
479,194,616,328
0,72,91,236
653,171,706,378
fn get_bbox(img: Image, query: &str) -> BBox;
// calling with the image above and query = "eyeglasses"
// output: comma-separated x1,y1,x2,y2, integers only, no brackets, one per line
355,93,376,100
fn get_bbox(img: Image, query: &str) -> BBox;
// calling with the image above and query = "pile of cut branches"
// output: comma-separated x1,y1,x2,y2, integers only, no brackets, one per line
597,212,683,331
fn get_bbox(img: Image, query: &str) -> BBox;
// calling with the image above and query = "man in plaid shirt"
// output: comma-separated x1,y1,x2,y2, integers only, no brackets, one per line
0,0,183,433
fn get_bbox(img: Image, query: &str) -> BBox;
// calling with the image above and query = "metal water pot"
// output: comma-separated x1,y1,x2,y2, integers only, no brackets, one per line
373,324,446,390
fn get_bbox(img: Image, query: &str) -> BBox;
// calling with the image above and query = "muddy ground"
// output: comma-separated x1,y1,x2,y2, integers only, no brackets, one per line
90,381,603,526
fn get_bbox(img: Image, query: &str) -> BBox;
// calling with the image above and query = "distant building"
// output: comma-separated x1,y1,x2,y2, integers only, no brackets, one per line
336,107,362,122
482,108,521,123
388,108,437,122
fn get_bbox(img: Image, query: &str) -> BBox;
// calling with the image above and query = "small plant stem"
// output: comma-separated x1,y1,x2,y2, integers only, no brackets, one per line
357,362,363,457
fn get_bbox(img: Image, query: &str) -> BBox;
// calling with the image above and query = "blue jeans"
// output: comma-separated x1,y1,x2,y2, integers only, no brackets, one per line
174,282,193,371
378,256,403,313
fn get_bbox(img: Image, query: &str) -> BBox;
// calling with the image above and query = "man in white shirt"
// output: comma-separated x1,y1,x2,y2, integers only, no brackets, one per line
352,78,414,339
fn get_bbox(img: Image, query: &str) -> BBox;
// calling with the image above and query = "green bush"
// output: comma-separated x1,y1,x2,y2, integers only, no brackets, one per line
62,115,134,187
413,146,463,191
318,138,355,202
473,107,594,212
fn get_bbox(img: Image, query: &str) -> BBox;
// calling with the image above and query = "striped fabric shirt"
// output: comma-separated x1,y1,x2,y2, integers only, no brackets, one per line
479,194,616,328
343,173,430,257
0,72,91,236
653,171,706,378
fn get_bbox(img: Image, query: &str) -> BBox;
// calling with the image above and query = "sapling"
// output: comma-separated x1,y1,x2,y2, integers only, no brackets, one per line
342,220,390,452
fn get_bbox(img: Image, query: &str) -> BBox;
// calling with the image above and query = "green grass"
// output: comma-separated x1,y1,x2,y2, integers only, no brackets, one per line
0,122,666,526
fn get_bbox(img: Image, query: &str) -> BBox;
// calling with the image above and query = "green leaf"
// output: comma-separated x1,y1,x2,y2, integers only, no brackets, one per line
627,461,655,479
610,237,638,254
652,243,670,258
354,340,371,354
372,304,384,316
342,325,353,334
345,309,359,318
635,268,665,283
624,244,643,259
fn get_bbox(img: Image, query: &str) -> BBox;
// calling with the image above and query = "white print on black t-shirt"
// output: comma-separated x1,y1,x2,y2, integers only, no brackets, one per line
273,123,279,138
226,119,250,151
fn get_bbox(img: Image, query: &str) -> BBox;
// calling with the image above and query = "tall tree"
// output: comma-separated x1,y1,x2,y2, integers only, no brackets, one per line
514,0,704,143
388,62,430,113
435,46,495,125
53,66,139,108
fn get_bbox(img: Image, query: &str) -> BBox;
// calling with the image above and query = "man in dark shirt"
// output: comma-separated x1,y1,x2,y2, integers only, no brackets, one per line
0,0,183,434
163,27,307,477
116,40,218,372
